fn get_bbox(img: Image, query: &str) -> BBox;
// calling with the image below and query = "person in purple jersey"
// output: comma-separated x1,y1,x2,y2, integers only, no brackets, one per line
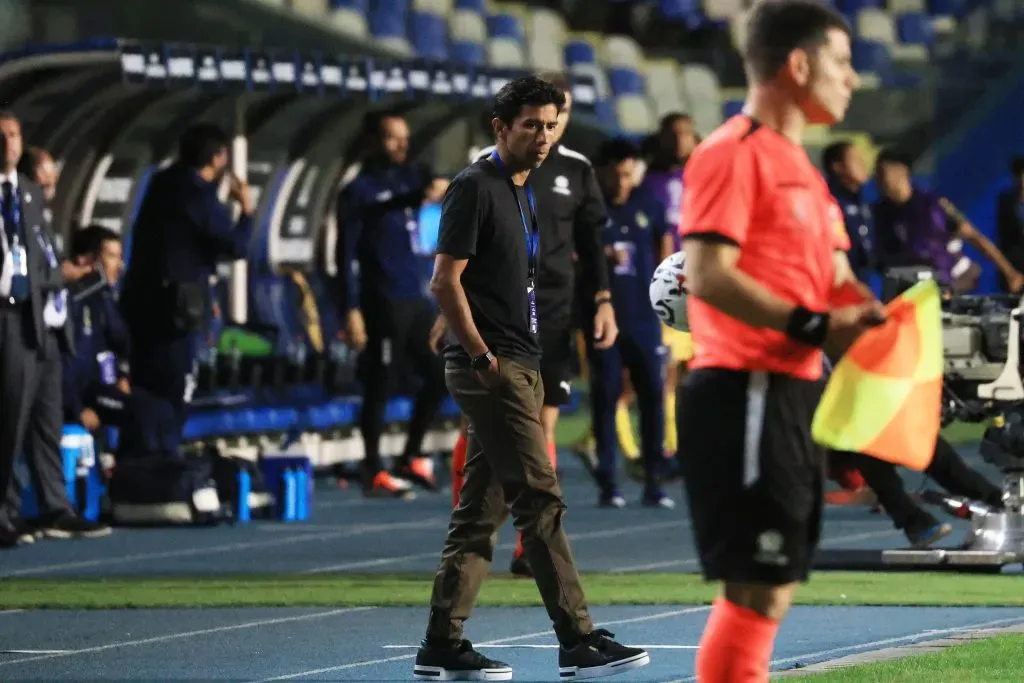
873,149,1024,294
639,113,698,251
637,113,698,463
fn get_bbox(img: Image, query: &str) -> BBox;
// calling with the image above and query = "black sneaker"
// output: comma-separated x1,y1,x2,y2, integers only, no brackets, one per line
413,639,512,681
39,513,112,540
559,629,649,679
10,518,39,544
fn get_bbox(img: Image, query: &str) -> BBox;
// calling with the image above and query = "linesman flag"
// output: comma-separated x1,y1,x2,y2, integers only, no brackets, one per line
812,279,944,471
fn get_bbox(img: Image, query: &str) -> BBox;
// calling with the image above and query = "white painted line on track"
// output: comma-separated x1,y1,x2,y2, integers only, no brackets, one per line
302,519,690,573
1,518,447,577
0,607,376,667
247,605,712,682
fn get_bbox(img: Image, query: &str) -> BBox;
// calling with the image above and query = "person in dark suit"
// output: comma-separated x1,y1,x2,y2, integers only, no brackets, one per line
0,112,108,549
996,156,1024,289
118,123,253,460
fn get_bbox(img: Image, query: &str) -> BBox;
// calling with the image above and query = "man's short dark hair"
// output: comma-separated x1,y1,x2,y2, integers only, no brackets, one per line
596,137,641,167
71,224,120,258
744,0,851,83
658,112,692,135
492,76,566,127
1011,156,1024,178
178,123,229,169
362,107,406,139
821,140,853,176
875,147,912,171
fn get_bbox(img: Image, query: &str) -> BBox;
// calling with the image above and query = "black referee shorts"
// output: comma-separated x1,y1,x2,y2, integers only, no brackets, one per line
677,368,826,585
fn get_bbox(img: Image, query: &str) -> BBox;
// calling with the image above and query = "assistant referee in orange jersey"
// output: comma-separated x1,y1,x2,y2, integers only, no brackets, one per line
676,2,886,681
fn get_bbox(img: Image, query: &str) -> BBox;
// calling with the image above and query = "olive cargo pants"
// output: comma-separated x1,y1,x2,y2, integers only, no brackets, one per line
426,358,594,644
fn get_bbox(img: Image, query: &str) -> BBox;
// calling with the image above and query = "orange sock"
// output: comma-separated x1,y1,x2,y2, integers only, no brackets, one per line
695,598,779,682
451,433,468,508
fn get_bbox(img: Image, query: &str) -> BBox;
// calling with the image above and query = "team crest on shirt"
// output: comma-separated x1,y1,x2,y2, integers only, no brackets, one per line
636,212,648,229
553,176,571,196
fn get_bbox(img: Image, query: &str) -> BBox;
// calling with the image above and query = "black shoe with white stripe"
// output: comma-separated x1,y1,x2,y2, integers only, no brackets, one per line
558,629,649,679
413,639,513,681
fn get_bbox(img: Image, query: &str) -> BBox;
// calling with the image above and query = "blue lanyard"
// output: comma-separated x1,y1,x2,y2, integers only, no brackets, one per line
490,150,539,277
2,185,21,244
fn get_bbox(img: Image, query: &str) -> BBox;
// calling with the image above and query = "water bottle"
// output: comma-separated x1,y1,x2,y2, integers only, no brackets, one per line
237,469,252,522
295,466,308,521
283,468,297,521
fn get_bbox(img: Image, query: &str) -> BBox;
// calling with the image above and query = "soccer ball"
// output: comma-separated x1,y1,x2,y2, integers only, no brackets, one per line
649,250,690,332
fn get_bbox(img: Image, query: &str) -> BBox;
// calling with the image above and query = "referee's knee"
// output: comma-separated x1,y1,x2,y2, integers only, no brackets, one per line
722,581,797,621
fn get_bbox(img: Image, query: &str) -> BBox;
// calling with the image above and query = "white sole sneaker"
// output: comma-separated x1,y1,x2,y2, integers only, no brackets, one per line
559,651,650,679
413,664,514,681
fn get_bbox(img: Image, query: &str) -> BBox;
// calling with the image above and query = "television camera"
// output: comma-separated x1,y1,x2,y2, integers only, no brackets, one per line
885,267,1024,564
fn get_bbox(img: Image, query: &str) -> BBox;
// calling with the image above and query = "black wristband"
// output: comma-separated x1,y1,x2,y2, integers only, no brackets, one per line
785,306,830,347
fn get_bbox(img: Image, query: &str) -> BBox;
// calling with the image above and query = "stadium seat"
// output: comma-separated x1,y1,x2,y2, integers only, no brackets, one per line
888,0,927,13
329,0,368,8
678,63,723,136
451,41,486,65
897,12,933,46
411,10,449,60
564,40,598,67
607,67,646,97
412,0,451,13
450,9,487,44
488,38,526,68
328,2,369,39
487,13,524,42
729,9,752,54
526,8,567,71
453,0,485,10
703,0,744,22
615,95,656,135
643,59,688,120
851,38,891,87
928,0,969,18
603,35,644,68
659,0,702,23
292,0,332,19
836,0,884,14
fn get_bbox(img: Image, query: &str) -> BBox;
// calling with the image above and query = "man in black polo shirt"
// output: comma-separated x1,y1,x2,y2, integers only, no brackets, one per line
415,76,648,682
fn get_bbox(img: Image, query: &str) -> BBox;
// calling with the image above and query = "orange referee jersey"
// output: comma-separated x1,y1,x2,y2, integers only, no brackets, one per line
679,115,851,381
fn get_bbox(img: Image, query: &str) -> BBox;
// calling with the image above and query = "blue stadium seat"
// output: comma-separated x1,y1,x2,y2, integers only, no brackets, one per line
607,67,645,97
928,0,968,17
487,13,523,40
451,41,486,66
722,99,744,119
658,0,702,22
369,2,409,39
595,100,618,129
897,13,933,45
411,11,449,60
329,0,369,10
454,0,486,11
852,39,892,77
564,41,597,66
836,0,884,13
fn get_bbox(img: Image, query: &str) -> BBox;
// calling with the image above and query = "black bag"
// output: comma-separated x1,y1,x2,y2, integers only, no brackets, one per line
107,455,224,526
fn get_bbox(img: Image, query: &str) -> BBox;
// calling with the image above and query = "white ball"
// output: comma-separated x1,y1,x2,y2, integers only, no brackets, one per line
649,250,690,332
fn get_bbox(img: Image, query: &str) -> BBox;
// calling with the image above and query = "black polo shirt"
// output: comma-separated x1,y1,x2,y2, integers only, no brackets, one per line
436,158,541,368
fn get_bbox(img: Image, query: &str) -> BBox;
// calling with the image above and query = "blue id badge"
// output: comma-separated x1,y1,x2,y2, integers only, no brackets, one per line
11,236,26,276
97,351,117,385
527,277,538,335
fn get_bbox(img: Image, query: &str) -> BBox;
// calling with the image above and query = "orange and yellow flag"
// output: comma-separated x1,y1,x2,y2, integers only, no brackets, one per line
811,279,944,471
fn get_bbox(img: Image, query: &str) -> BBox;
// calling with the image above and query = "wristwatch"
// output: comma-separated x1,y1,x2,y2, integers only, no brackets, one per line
471,351,495,371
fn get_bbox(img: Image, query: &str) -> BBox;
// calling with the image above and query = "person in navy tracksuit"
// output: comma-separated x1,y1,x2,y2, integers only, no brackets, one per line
336,109,449,498
588,138,675,509
63,225,130,439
